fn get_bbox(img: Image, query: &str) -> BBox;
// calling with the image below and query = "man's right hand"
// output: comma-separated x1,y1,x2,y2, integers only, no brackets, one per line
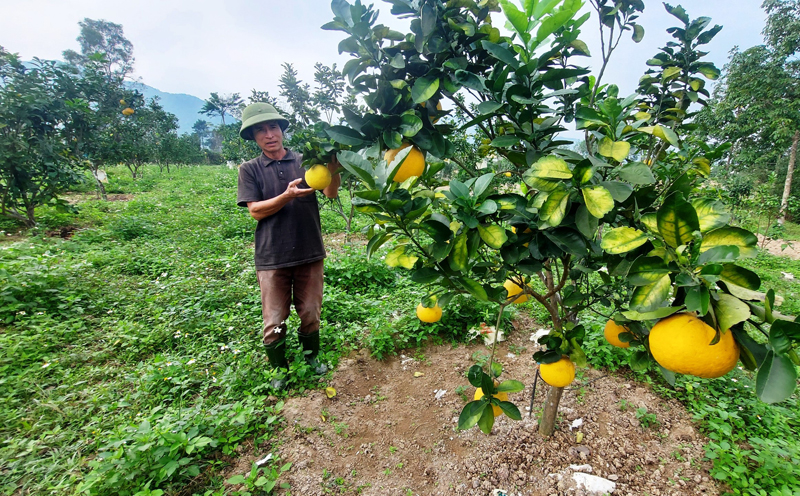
284,178,315,199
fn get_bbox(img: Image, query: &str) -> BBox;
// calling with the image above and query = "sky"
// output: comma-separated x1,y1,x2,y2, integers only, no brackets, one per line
1,0,768,107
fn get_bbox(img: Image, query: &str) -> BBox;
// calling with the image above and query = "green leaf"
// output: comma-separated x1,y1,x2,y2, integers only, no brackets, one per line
458,277,489,301
337,150,375,189
697,245,739,265
383,129,403,149
712,293,751,331
399,113,423,137
685,285,710,315
601,227,649,254
581,185,614,218
499,0,530,43
600,181,633,202
529,155,573,179
497,400,522,420
496,380,525,393
411,76,440,104
227,475,246,485
458,400,487,430
472,173,495,198
756,351,798,404
771,319,800,341
657,193,699,248
629,274,672,312
691,198,731,233
477,224,508,249
701,227,758,258
731,325,768,370
448,232,469,271
641,213,658,233
627,256,672,286
597,137,631,162
411,268,441,284
622,306,682,321
325,125,367,146
769,323,793,355
477,101,503,114
630,349,651,372
490,135,519,147
619,162,656,185
385,245,418,269
539,186,570,227
575,205,598,238
480,41,520,69
467,365,483,387
719,265,761,293
477,402,496,434
632,23,645,42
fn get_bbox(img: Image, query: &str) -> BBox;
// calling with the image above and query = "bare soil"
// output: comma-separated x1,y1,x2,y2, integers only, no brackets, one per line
756,234,800,260
227,317,722,496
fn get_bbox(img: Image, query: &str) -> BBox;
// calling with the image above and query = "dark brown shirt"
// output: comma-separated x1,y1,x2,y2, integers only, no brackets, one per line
237,149,326,270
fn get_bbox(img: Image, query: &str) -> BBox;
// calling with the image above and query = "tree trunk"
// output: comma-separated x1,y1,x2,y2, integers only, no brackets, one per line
778,130,799,224
91,165,108,201
539,385,564,436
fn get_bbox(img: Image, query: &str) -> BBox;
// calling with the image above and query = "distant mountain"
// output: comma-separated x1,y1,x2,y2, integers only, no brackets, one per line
126,82,223,135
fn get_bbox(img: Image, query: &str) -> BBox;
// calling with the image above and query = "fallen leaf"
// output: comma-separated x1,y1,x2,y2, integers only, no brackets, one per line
325,387,337,399
414,372,425,378
576,432,584,443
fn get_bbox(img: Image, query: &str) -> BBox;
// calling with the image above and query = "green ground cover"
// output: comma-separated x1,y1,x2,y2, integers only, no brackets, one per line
1,165,798,495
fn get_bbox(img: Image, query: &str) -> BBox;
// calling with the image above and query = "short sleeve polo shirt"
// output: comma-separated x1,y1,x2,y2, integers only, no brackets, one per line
237,149,326,270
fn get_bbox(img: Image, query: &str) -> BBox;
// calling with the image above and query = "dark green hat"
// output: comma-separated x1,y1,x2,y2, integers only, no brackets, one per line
239,103,290,140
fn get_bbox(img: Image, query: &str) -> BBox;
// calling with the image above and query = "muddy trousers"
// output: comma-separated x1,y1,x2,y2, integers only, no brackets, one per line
257,259,324,346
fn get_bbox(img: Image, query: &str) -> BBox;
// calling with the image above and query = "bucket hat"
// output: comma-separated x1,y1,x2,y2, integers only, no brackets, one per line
239,103,290,140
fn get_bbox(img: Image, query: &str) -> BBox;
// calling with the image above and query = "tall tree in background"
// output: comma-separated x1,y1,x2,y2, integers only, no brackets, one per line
192,119,211,149
278,63,319,128
62,18,134,79
248,89,281,107
311,63,345,123
699,0,800,222
200,92,242,126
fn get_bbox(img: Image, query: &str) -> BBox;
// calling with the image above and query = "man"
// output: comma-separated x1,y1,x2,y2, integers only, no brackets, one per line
236,103,340,390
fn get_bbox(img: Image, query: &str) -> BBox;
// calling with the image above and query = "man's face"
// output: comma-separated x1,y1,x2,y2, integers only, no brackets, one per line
252,121,284,154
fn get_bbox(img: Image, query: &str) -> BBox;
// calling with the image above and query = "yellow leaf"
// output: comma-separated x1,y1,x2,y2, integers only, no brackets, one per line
325,387,337,399
597,137,631,162
413,372,425,377
576,432,584,443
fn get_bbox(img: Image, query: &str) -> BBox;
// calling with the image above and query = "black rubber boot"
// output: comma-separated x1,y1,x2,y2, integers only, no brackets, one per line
298,331,328,375
264,338,289,390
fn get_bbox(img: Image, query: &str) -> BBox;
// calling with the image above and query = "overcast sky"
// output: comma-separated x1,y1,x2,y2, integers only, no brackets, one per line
1,0,767,106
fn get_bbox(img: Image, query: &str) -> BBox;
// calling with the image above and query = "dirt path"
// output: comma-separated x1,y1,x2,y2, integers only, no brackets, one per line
756,234,800,259
228,318,720,496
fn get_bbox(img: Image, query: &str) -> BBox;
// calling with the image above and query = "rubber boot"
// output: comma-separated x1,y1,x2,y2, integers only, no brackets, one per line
264,338,289,390
298,331,328,375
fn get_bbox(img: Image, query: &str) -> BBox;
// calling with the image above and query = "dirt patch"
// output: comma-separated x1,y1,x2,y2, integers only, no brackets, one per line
107,193,134,202
229,323,721,495
756,234,800,260
46,226,77,239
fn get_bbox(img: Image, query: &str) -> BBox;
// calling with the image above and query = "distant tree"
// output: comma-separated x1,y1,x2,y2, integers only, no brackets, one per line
0,49,82,227
62,18,134,79
200,92,243,126
116,97,179,178
192,119,211,149
248,89,281,107
279,62,319,129
311,63,345,124
697,0,800,222
220,123,260,164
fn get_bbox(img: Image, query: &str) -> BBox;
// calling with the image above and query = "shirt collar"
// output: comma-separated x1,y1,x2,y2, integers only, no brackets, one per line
261,149,295,166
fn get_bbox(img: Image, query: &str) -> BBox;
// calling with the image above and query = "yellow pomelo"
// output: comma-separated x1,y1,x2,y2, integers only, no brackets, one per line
384,144,425,183
305,165,332,190
416,303,442,323
539,356,576,388
474,385,509,417
649,313,739,379
122,107,134,116
503,279,528,304
604,320,631,348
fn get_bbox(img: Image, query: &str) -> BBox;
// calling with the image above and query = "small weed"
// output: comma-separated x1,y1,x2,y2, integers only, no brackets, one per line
618,399,632,412
455,385,470,402
636,407,660,429
507,343,527,355
383,468,392,476
389,446,398,453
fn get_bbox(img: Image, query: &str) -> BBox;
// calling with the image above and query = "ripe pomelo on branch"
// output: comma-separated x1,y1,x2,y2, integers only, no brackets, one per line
474,385,509,417
384,144,425,183
305,164,332,190
648,313,739,379
604,320,631,348
503,279,529,304
121,107,134,116
539,356,576,388
416,302,442,323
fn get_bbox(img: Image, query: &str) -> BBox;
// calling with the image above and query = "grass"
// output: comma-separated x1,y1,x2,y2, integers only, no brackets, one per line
0,165,494,495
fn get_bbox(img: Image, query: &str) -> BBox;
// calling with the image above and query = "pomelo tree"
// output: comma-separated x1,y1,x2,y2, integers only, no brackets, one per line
315,0,799,436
